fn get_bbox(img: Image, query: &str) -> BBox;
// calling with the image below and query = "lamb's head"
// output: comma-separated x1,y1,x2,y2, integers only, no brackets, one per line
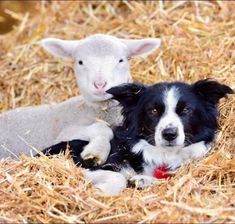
41,34,161,102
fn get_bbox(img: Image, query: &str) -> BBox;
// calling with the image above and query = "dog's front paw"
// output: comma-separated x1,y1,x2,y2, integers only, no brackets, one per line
85,170,127,195
128,175,156,189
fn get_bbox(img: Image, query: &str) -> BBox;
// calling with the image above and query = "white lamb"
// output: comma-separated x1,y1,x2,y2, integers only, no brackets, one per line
0,34,161,164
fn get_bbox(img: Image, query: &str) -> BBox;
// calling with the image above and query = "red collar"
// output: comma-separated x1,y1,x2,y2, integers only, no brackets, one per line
153,165,174,179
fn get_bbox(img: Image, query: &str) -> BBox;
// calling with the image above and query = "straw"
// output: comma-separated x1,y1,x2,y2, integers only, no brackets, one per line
0,1,234,223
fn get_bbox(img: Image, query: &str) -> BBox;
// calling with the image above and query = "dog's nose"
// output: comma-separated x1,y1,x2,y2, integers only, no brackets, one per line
94,81,107,90
162,127,178,141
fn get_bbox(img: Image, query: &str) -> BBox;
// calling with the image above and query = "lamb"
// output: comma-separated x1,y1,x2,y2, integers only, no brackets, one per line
0,34,161,164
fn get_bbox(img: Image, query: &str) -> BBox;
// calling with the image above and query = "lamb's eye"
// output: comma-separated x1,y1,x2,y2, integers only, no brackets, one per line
151,108,158,115
78,60,83,65
119,59,124,63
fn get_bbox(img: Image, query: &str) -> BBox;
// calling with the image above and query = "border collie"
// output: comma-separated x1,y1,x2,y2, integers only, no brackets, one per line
41,79,233,195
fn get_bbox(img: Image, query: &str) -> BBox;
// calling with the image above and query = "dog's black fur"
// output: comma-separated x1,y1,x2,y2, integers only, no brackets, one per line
41,79,233,173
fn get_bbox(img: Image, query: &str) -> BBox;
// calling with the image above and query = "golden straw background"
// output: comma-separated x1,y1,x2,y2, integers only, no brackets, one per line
0,1,234,223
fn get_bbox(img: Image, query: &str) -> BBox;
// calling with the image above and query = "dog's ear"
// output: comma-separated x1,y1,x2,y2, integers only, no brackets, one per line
193,79,234,104
106,83,146,108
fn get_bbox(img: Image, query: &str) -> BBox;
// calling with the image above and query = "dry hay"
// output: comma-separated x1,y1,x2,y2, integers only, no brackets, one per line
0,1,234,223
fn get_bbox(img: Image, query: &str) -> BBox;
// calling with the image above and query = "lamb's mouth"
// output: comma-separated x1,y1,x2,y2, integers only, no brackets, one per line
93,90,108,96
94,90,106,95
93,92,112,100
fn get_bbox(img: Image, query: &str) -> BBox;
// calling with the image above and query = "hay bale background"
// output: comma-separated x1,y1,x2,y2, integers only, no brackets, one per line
0,1,234,223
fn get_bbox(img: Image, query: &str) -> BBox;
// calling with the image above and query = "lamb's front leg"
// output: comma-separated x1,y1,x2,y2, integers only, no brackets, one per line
55,122,113,165
80,122,113,165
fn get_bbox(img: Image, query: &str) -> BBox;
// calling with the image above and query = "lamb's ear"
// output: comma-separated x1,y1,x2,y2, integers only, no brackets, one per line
106,83,146,108
193,79,234,104
41,38,79,60
122,38,161,58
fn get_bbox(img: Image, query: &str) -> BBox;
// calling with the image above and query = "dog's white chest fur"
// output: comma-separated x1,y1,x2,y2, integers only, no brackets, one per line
132,139,210,173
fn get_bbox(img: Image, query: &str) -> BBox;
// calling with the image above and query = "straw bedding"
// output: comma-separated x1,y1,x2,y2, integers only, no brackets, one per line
0,1,234,223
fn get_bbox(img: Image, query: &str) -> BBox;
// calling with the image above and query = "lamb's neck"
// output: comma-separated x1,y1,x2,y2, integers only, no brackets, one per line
84,98,119,111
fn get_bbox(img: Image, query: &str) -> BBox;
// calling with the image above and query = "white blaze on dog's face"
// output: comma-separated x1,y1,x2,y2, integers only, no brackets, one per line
41,34,161,102
154,87,185,149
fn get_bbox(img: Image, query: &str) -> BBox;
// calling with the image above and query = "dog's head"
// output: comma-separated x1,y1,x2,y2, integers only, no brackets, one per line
107,79,233,150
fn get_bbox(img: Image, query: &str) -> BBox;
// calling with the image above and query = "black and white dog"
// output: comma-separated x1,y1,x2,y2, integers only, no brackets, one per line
41,79,233,195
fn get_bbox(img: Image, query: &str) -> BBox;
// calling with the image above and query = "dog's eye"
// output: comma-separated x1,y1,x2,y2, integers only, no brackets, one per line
181,107,191,115
78,60,83,65
119,59,124,63
151,108,158,115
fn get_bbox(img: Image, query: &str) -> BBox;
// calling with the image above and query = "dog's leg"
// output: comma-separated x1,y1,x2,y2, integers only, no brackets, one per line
84,169,127,195
168,141,211,170
182,141,210,160
128,175,159,189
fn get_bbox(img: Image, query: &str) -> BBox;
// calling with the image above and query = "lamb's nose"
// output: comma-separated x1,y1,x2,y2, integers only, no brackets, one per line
94,81,107,90
162,127,178,141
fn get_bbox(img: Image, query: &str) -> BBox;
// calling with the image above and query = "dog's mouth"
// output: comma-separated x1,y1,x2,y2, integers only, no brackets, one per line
151,137,184,149
183,138,192,147
161,139,180,147
159,141,185,150
164,143,177,147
